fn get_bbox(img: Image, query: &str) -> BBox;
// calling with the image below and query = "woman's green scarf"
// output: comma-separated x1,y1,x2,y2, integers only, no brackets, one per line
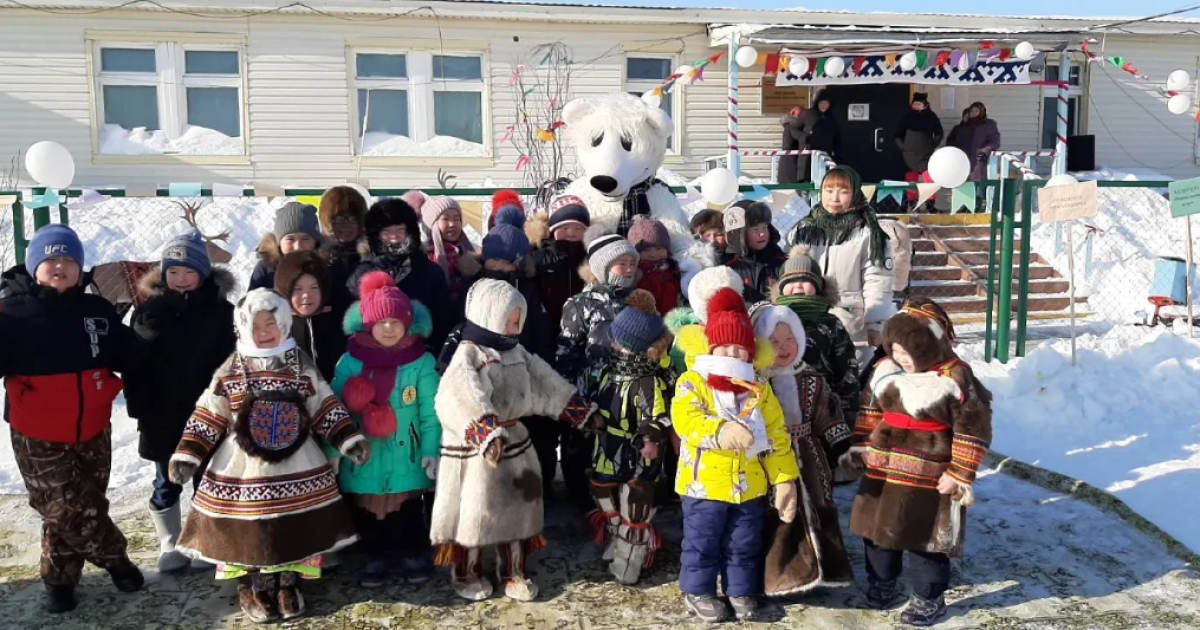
799,165,890,268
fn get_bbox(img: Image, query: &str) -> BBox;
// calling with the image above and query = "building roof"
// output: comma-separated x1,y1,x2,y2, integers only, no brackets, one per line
3,0,1198,35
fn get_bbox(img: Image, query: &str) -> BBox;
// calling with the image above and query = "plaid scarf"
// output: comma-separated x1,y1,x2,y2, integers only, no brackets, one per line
617,177,666,238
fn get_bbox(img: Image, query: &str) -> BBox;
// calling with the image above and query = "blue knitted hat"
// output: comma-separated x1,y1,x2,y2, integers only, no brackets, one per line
25,224,84,277
481,224,531,264
609,291,667,355
161,229,212,280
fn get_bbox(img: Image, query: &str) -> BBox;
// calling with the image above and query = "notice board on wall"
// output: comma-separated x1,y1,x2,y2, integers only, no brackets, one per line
761,75,809,115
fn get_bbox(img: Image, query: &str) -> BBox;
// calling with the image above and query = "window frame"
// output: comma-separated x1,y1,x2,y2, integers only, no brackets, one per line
87,33,249,163
1040,60,1087,151
348,45,492,164
622,53,683,156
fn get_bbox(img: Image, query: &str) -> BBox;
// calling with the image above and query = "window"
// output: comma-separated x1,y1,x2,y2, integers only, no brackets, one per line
352,50,488,157
1040,62,1085,150
624,56,679,152
93,41,244,156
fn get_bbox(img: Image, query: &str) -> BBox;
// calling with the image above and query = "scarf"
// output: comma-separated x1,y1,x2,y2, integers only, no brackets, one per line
347,331,425,405
429,233,475,284
461,320,520,352
799,204,890,268
610,349,664,379
692,355,769,457
617,177,665,237
776,294,838,325
237,337,296,359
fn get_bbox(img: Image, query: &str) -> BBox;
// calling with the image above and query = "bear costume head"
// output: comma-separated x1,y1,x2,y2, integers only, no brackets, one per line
563,93,674,199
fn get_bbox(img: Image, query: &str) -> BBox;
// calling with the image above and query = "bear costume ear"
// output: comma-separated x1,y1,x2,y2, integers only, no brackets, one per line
645,106,674,142
562,98,597,127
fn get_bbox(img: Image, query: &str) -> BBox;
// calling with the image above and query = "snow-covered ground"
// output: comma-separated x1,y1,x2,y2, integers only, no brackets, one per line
100,124,243,156
358,132,488,157
960,326,1200,552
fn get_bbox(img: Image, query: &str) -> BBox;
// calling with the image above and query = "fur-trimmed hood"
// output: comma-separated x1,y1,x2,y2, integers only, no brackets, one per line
526,212,551,248
137,266,237,300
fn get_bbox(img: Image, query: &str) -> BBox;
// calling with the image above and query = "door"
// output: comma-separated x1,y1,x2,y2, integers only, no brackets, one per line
820,84,911,183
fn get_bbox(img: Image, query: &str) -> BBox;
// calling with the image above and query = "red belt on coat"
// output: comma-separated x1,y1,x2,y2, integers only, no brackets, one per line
882,412,949,432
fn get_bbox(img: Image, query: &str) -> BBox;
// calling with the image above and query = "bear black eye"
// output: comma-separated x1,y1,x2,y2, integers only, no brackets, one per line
620,135,633,151
591,133,604,148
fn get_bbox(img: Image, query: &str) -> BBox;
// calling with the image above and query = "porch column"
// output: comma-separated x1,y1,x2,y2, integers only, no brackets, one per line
1053,51,1071,176
727,33,741,175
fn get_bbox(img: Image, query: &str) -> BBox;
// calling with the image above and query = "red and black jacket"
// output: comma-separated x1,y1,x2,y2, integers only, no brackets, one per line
0,266,133,443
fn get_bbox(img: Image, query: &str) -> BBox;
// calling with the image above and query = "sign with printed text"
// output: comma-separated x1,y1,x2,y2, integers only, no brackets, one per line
1038,180,1098,223
1168,177,1200,218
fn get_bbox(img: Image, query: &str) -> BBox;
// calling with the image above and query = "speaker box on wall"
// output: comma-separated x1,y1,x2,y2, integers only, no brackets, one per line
1067,135,1095,172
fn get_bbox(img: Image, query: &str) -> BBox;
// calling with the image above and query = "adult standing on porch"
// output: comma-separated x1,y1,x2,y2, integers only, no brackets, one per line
894,92,943,175
947,102,1001,182
778,91,836,183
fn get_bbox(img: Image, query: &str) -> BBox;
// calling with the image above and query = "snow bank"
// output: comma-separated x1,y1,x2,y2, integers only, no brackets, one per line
960,327,1200,551
359,133,487,157
100,124,243,156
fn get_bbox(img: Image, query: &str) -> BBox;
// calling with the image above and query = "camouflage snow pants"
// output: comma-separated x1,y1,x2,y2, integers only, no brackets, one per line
12,427,131,586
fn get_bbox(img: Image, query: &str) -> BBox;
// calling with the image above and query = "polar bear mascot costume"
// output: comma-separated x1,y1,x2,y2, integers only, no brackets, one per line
560,93,715,277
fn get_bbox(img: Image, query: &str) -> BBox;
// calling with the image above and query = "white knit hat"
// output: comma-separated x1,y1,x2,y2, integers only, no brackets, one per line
236,288,293,340
464,278,527,335
687,266,743,323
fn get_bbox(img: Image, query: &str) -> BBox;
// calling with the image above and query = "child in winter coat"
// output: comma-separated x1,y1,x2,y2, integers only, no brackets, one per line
275,251,347,383
432,279,596,602
0,225,143,613
250,202,323,291
530,195,590,342
628,216,682,315
587,289,674,585
848,298,992,626
750,303,854,597
319,185,369,315
125,230,236,574
672,287,800,623
555,225,640,513
690,209,727,254
421,196,477,309
723,200,788,304
333,272,442,588
169,289,370,623
773,247,862,428
349,198,453,352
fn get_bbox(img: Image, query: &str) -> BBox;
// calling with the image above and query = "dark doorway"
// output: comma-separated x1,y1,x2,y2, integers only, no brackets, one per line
821,84,911,184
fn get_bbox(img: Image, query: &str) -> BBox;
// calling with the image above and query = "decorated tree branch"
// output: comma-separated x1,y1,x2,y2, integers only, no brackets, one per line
506,42,574,202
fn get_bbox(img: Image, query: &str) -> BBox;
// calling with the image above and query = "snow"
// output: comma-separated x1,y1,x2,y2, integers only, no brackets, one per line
358,132,487,157
99,124,243,156
1073,166,1174,183
959,326,1200,552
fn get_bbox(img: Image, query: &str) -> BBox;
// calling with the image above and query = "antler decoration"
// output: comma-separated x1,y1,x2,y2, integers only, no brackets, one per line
437,168,458,189
173,199,233,263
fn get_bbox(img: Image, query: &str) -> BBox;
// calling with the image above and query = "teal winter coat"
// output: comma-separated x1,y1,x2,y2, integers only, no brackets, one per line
331,299,442,496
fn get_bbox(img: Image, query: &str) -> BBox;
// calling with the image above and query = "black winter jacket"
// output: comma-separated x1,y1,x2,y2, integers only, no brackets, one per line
124,268,236,461
291,309,346,384
532,238,587,342
347,250,452,353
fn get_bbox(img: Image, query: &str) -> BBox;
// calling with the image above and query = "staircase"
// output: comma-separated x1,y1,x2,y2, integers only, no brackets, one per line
901,215,1088,324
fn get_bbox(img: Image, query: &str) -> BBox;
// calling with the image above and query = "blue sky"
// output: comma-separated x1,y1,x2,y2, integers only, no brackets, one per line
554,0,1199,19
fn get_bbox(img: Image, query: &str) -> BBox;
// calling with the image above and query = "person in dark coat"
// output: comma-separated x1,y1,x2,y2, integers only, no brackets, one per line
275,251,346,383
125,230,237,574
319,185,369,317
894,92,944,175
722,200,788,303
805,90,838,159
947,101,1002,182
0,225,143,613
779,91,837,183
348,198,453,353
249,202,323,292
528,195,591,342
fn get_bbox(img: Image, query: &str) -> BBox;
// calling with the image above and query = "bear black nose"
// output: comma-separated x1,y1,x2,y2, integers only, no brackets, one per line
590,175,618,194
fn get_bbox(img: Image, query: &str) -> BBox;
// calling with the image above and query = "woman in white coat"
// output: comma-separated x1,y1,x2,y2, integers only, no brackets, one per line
786,165,895,368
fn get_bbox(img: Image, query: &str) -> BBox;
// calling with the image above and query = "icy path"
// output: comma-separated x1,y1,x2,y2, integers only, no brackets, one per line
0,467,1196,629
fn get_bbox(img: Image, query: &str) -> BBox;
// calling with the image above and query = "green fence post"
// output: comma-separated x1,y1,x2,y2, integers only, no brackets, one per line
12,199,27,266
30,187,51,231
995,178,1018,364
983,180,999,363
1015,180,1034,357
58,189,70,226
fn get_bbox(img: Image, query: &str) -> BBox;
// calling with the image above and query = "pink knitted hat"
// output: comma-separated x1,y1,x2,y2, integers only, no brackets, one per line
359,271,414,328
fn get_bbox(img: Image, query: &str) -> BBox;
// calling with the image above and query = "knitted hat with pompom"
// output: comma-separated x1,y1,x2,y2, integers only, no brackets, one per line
705,288,755,358
490,190,526,230
609,289,667,354
359,271,413,328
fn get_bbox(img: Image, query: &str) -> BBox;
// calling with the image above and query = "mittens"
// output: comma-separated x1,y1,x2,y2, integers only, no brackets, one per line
717,422,754,450
559,393,597,430
341,377,376,413
169,460,197,486
773,481,798,523
345,441,372,466
422,456,438,480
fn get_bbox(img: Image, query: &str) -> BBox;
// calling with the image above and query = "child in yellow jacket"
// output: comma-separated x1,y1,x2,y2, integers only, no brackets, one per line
672,288,800,623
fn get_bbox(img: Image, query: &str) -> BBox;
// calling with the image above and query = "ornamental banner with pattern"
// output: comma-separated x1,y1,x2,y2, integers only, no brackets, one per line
775,57,1033,87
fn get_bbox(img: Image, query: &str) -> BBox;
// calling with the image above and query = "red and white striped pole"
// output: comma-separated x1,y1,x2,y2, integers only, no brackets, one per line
727,33,741,175
1054,53,1071,176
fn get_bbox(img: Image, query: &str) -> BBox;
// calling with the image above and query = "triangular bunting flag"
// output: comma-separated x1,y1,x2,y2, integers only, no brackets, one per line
211,182,245,197
744,185,771,201
252,183,285,199
853,57,865,75
950,182,977,214
815,57,827,77
861,185,878,201
67,189,111,209
877,180,906,205
23,189,61,209
916,183,940,207
126,183,157,198
771,190,796,210
885,54,897,68
296,195,323,208
778,56,790,74
915,51,929,70
681,185,703,207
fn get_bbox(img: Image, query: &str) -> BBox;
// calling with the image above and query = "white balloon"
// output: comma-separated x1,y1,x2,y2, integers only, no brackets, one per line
701,168,739,206
1014,42,1036,61
735,46,759,69
25,141,75,189
824,56,846,77
789,56,810,76
1168,93,1191,115
1167,70,1192,92
900,52,918,72
1045,173,1079,188
927,147,971,189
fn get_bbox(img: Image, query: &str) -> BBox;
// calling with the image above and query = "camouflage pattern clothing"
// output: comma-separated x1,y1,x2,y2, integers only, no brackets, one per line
12,427,131,586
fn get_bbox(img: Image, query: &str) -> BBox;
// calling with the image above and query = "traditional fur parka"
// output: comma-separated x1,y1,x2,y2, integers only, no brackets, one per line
849,300,993,557
750,304,854,595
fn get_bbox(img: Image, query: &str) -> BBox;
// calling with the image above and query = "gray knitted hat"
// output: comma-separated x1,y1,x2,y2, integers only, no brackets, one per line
583,225,639,285
274,202,321,241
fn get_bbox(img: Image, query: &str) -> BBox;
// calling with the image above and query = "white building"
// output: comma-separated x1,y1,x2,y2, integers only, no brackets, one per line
0,0,1197,187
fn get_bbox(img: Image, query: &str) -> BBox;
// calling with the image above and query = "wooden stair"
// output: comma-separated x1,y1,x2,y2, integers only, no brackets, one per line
900,215,1088,324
